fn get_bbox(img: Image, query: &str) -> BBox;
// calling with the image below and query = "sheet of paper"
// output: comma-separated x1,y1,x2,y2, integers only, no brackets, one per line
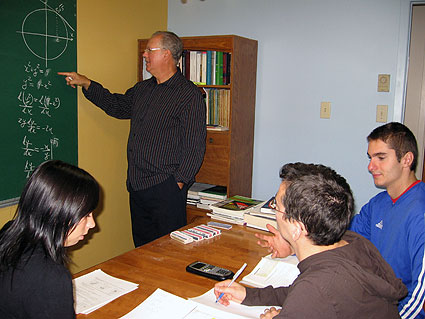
120,288,280,319
190,288,280,319
120,288,196,319
73,269,139,314
240,254,300,288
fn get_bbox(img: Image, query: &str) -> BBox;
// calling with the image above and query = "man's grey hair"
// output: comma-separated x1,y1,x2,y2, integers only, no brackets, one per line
152,31,183,66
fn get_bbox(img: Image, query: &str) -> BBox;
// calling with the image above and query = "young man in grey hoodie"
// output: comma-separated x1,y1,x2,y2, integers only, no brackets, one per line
215,163,406,319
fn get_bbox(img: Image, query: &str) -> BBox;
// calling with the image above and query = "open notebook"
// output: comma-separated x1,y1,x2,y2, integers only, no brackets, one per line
239,254,300,288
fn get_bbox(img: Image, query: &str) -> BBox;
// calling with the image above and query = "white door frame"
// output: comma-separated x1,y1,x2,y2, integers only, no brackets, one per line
395,1,425,178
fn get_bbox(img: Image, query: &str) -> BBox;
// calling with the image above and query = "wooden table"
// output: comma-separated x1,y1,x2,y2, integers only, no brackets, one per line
75,217,269,318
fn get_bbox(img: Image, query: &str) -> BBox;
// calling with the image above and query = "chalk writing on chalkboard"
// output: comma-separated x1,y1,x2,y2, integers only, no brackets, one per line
0,0,77,207
18,61,62,178
16,1,75,68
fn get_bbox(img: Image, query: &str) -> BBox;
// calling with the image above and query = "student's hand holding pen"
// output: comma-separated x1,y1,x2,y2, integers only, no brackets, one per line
57,71,91,90
214,280,246,306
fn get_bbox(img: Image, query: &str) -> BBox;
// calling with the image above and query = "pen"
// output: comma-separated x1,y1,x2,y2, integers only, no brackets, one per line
215,262,247,303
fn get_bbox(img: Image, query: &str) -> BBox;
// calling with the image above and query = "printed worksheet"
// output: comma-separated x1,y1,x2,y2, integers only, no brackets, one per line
73,269,139,314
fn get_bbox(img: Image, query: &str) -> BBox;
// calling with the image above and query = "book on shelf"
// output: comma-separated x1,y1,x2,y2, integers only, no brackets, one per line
189,51,197,82
239,254,300,289
204,88,209,124
198,185,227,200
224,52,231,85
206,124,229,131
243,212,277,231
184,50,190,80
222,52,228,85
195,51,202,84
211,51,216,85
214,89,219,125
216,51,223,85
210,195,264,218
201,51,207,85
206,50,212,85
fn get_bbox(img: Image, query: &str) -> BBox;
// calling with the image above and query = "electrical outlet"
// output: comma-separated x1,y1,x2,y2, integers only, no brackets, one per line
320,102,331,119
376,105,388,123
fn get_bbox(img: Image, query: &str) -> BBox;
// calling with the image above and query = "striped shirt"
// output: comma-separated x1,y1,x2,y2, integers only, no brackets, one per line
83,70,206,190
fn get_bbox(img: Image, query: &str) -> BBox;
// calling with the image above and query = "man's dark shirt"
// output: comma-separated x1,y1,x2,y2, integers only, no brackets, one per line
83,70,206,190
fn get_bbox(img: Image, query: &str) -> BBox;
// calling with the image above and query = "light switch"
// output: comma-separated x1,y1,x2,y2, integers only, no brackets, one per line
378,74,390,92
376,105,388,123
320,102,331,119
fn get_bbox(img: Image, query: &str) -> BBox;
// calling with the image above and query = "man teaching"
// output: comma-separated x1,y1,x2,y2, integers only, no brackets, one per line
59,31,206,247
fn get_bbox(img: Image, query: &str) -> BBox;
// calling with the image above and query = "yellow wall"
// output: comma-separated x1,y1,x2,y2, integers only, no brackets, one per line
0,206,15,228
0,0,168,274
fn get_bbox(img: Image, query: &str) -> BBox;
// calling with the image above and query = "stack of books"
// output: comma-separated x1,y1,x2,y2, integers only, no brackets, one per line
207,195,264,225
197,185,227,210
243,197,277,231
187,183,227,210
187,182,214,206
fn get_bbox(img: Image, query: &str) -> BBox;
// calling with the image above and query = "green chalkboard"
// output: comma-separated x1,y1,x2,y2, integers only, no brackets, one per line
0,0,77,206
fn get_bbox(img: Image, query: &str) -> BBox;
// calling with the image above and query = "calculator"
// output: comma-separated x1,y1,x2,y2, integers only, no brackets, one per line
186,261,234,281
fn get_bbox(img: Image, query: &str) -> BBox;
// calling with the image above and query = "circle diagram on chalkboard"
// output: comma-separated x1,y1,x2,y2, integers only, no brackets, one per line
17,3,74,67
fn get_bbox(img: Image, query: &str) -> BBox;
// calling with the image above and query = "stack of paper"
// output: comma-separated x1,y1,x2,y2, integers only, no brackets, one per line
73,269,139,314
240,254,300,288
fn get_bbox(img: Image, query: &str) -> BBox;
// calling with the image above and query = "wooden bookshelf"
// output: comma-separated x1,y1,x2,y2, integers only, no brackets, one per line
138,35,258,223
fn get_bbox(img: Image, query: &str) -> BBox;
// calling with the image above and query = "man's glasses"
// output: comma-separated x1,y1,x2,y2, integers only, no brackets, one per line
269,197,286,216
143,47,163,53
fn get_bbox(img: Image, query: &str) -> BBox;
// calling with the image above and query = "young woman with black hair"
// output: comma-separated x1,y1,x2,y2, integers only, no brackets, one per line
0,160,99,318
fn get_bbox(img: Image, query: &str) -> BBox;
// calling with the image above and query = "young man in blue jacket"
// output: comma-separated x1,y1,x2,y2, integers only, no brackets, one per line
350,122,425,319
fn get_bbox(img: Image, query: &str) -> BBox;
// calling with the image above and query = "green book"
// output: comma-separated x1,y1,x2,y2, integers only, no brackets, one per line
215,51,223,85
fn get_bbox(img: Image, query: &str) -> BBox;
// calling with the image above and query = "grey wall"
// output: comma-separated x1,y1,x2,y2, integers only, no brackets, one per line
168,0,413,210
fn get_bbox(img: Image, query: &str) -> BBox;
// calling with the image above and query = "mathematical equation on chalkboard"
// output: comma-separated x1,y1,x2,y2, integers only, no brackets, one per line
0,0,77,205
17,61,60,177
